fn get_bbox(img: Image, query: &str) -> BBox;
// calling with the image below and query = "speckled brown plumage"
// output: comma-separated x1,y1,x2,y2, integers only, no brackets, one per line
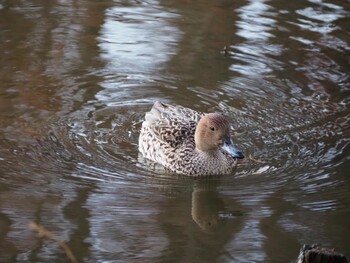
138,101,243,176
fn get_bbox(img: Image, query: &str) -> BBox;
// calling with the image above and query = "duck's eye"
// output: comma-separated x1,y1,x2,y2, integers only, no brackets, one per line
210,126,215,131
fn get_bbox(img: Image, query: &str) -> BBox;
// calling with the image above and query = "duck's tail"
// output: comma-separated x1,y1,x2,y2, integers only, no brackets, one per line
143,101,167,128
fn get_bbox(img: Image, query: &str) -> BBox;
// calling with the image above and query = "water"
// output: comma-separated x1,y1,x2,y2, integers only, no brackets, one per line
0,0,349,262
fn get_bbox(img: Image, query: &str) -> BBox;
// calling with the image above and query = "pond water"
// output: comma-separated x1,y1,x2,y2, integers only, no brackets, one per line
0,0,349,262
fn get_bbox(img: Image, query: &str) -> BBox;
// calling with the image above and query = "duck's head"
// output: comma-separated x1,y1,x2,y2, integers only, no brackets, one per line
194,113,244,159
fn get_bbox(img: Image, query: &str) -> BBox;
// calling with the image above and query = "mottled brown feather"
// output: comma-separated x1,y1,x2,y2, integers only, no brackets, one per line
139,101,239,176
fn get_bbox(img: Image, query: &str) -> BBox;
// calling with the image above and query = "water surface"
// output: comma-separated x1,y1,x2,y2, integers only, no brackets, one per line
0,0,349,262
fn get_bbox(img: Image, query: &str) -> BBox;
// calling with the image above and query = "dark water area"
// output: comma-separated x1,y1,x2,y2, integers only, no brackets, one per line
0,0,349,262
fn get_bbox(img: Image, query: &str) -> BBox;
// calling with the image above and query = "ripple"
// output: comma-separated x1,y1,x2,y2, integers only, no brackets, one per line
44,102,196,195
291,0,347,34
235,0,277,41
1,0,350,261
232,0,283,76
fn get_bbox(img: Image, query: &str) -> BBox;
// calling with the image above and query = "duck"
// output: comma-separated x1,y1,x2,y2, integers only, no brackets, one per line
138,101,244,176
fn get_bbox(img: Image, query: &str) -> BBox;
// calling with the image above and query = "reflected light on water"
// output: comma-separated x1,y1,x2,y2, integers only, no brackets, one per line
230,0,283,75
96,3,182,106
0,0,349,262
98,4,181,75
294,1,346,34
236,0,276,41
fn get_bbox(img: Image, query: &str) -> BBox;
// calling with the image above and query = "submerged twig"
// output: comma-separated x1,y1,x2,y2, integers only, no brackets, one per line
29,222,78,263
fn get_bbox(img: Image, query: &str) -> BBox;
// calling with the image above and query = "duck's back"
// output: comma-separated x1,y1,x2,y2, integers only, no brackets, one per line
143,101,202,128
139,101,203,168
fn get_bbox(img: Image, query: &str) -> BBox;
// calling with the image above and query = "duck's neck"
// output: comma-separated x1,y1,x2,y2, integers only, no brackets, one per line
195,148,221,157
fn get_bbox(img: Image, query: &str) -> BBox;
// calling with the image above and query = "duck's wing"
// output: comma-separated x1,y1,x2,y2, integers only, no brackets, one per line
152,119,197,148
143,101,204,148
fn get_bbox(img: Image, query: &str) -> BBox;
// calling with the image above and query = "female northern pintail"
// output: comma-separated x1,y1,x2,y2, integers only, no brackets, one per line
138,101,244,176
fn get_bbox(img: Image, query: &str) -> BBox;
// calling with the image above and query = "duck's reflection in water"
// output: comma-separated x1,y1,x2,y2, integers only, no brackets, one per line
158,179,245,262
191,184,244,233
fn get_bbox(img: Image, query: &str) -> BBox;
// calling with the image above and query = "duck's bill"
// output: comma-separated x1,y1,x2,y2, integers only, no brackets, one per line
222,136,244,159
